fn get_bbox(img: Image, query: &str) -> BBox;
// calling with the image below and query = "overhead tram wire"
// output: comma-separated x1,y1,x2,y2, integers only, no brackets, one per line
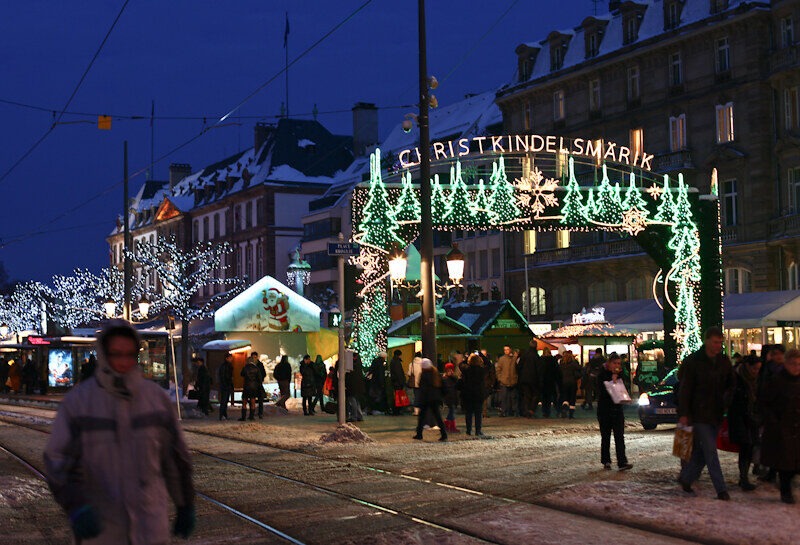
1,0,375,250
0,0,131,186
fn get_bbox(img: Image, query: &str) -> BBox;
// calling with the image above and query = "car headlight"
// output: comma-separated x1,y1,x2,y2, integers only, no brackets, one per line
638,393,650,406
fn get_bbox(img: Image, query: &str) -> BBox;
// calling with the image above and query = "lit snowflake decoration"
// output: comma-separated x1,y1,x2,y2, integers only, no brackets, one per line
646,184,664,200
621,208,648,236
515,167,559,218
670,326,686,345
349,250,381,276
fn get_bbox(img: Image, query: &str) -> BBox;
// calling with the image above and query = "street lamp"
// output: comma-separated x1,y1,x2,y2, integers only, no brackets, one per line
0,323,8,338
103,295,150,320
104,297,117,319
286,247,312,297
138,295,150,319
388,246,409,283
445,243,465,287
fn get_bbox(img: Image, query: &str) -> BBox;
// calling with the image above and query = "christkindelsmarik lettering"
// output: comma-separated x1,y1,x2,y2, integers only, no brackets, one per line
397,134,654,171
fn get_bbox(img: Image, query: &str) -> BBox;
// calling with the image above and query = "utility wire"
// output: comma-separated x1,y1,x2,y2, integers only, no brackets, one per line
0,0,130,186
0,97,412,122
1,0,374,250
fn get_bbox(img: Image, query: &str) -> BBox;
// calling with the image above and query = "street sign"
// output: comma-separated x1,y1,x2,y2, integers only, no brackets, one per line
327,242,360,256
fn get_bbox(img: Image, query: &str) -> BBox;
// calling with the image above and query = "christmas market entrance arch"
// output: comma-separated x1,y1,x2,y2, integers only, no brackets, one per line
349,137,723,367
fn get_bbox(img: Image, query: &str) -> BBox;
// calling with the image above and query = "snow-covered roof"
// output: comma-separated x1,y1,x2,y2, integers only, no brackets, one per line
511,0,758,87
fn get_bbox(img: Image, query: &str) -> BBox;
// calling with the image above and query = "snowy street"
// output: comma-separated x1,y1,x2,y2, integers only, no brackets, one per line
0,400,796,544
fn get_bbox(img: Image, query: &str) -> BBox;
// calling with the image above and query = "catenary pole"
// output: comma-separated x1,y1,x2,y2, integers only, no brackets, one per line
123,141,131,321
418,0,436,361
337,233,347,424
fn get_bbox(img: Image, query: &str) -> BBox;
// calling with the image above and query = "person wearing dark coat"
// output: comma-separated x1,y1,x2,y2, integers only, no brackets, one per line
366,352,388,414
412,359,447,441
756,344,786,482
727,355,761,490
345,353,366,422
0,357,9,393
311,355,327,414
677,327,734,500
299,355,316,415
217,353,234,420
461,353,486,436
597,353,632,470
582,348,605,409
249,352,267,418
193,358,212,415
273,355,292,409
442,363,460,433
558,351,582,418
80,355,97,382
389,350,406,415
479,349,496,418
22,357,37,395
759,349,800,504
239,359,262,421
539,348,560,417
517,343,540,418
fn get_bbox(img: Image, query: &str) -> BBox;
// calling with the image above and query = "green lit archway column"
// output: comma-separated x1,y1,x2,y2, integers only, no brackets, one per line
349,139,722,366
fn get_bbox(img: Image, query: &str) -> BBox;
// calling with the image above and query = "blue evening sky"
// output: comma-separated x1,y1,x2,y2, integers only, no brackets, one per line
0,0,591,282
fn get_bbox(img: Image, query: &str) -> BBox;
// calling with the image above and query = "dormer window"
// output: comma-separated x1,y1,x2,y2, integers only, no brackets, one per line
586,33,599,58
664,1,682,30
781,16,794,48
623,16,639,45
547,31,572,72
551,45,564,71
515,44,540,83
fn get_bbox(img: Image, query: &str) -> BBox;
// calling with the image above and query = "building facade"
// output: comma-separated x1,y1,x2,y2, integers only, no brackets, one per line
496,0,800,323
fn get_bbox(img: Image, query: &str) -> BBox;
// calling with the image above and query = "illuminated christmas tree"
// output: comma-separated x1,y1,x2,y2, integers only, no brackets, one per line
443,161,474,227
472,179,494,227
583,188,597,220
622,172,649,213
358,149,405,250
0,281,51,333
487,156,521,224
593,164,623,225
431,174,450,228
654,176,676,223
560,157,587,227
392,170,421,240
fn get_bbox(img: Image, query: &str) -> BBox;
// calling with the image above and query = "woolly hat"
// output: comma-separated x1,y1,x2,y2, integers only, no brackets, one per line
444,363,455,370
420,358,433,369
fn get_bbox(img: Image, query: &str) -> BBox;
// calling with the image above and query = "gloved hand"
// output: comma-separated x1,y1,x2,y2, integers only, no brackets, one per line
70,505,102,539
173,505,196,539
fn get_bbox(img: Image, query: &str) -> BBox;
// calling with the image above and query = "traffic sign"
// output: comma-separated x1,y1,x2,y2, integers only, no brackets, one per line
327,242,360,256
328,312,342,328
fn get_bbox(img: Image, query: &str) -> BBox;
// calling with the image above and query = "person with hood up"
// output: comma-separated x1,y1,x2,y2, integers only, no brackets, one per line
412,358,447,442
240,357,262,421
44,320,195,544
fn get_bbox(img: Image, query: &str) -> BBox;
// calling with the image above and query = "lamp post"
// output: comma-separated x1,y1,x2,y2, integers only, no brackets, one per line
389,243,464,299
123,141,132,321
286,247,311,297
417,0,436,361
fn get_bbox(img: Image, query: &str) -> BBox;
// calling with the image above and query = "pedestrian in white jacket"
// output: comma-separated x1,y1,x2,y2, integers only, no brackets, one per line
44,320,195,544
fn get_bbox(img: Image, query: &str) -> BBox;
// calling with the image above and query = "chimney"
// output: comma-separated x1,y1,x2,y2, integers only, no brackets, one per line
352,102,379,157
608,1,621,12
254,122,273,153
168,163,192,188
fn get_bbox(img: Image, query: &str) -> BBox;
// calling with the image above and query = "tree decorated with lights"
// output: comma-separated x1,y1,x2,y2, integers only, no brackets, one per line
350,287,390,365
583,188,597,219
0,281,51,334
654,176,677,222
622,172,649,213
392,170,421,240
560,157,588,227
668,176,702,358
128,235,244,387
591,164,624,226
431,174,450,227
443,161,474,227
358,149,405,250
472,179,494,227
487,156,522,224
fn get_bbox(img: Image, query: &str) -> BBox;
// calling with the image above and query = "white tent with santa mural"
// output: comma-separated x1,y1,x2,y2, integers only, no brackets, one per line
213,275,339,373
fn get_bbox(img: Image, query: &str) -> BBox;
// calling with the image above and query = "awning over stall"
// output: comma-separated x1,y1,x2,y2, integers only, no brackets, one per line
201,339,252,352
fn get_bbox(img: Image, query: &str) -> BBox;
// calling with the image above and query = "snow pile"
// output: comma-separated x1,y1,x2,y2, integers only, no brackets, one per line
319,423,374,444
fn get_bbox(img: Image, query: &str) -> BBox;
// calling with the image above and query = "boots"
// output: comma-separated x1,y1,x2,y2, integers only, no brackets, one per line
248,408,255,421
568,408,575,419
739,459,756,491
439,429,448,442
238,407,247,421
445,419,460,433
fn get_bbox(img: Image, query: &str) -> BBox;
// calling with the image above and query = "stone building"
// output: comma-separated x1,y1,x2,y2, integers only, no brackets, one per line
496,0,800,322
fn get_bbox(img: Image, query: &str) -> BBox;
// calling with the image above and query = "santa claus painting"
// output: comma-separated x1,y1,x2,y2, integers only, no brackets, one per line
263,288,290,331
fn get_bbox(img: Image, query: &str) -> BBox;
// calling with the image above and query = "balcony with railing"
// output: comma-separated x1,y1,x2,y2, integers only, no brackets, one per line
770,44,800,74
768,212,800,238
653,150,694,173
525,239,643,267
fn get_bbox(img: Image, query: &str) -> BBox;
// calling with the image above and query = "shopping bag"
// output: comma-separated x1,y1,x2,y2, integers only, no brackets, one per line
394,389,411,408
323,401,338,414
603,379,632,404
716,418,740,453
673,424,694,461
322,376,333,396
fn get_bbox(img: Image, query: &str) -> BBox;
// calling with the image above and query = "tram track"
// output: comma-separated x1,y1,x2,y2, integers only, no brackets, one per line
0,402,702,545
